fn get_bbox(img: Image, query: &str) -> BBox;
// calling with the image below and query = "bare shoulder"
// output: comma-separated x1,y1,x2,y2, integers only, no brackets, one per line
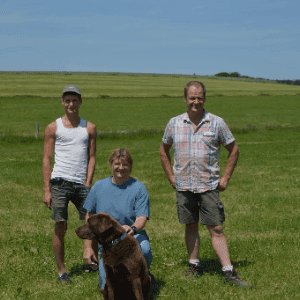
44,121,57,138
86,121,97,136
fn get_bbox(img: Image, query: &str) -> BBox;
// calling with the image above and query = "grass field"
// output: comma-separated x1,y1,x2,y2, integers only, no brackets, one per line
1,73,300,98
1,95,300,137
0,75,300,299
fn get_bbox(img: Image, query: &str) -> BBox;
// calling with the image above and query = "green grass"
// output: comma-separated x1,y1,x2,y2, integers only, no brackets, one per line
1,74,300,299
1,73,300,98
1,128,300,299
0,95,300,137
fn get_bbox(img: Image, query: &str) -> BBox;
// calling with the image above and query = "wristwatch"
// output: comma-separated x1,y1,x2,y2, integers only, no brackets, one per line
130,225,138,235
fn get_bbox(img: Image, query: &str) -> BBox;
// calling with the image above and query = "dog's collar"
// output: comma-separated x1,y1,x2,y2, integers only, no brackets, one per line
105,232,128,248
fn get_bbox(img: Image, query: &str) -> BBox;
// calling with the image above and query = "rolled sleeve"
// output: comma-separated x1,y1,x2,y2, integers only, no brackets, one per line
218,118,235,146
162,120,173,145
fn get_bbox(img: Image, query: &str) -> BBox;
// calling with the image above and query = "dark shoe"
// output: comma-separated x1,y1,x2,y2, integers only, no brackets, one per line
88,264,98,272
223,269,252,288
87,257,99,272
185,263,201,277
59,272,72,284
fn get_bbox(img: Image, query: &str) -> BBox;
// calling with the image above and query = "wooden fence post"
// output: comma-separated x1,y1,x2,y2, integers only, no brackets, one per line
36,123,39,139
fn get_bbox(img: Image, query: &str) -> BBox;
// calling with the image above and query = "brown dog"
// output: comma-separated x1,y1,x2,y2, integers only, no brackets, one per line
75,212,151,300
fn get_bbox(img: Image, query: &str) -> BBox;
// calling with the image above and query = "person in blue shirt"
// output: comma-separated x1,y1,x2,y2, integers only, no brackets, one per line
83,148,152,293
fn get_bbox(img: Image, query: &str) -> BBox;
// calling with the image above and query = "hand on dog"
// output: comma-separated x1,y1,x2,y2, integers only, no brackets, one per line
122,225,134,235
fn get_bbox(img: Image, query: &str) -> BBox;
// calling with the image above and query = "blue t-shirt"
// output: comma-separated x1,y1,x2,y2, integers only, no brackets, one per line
83,177,150,227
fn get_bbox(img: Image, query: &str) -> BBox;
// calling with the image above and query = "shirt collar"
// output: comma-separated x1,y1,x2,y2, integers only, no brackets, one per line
183,110,210,125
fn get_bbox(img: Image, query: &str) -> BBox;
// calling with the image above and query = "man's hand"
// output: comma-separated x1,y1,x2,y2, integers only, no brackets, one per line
84,246,97,265
217,177,229,192
169,175,176,189
160,142,177,189
43,191,52,210
122,225,134,235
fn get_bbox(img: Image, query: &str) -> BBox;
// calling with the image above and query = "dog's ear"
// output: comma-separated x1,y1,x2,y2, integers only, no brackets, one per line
89,214,113,235
75,224,96,240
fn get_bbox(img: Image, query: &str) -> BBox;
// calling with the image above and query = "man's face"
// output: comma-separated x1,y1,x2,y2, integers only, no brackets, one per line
184,85,206,114
61,93,82,114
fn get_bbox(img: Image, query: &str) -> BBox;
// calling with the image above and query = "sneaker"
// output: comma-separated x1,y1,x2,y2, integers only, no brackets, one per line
185,263,201,277
59,272,72,284
88,264,98,272
223,269,252,288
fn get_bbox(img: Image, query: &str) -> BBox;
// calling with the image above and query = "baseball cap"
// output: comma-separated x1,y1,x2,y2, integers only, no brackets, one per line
62,84,81,96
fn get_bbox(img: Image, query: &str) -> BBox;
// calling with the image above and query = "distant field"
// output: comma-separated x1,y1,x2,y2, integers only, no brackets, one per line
1,73,300,98
0,95,299,137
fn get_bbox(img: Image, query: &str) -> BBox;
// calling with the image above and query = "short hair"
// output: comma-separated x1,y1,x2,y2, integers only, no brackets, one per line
184,81,206,99
108,148,133,167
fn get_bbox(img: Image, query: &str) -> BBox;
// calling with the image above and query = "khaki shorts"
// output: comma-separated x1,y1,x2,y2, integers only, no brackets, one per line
51,179,90,222
176,189,225,226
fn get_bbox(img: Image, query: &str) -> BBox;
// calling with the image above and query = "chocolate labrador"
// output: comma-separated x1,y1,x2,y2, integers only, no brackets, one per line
75,212,151,300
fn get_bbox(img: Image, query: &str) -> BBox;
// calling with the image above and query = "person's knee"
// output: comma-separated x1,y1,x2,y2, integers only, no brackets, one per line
208,225,223,236
55,221,67,237
140,240,151,256
140,240,152,268
186,221,199,234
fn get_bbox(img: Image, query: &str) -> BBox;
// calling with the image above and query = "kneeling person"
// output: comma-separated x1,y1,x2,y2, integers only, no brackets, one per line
83,149,152,293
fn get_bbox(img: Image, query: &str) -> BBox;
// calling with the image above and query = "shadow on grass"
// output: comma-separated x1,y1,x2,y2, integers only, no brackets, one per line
69,263,166,299
69,262,93,277
180,259,253,276
149,273,166,300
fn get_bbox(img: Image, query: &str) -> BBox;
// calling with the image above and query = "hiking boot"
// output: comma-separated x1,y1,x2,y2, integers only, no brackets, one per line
223,269,252,288
185,263,201,277
59,272,72,284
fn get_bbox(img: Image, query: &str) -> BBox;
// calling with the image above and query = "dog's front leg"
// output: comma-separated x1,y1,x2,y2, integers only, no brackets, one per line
105,282,115,300
105,267,115,300
131,277,144,300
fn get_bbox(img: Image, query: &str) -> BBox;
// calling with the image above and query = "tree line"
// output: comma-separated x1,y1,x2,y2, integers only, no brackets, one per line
214,72,300,86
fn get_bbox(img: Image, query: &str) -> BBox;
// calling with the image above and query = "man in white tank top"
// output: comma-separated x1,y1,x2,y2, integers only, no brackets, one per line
43,85,98,284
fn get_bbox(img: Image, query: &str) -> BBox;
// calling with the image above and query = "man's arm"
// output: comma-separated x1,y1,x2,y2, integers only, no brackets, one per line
218,141,240,192
85,122,97,187
160,142,176,189
42,122,56,210
122,216,148,235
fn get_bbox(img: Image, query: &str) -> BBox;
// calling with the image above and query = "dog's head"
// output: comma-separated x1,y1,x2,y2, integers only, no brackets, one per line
75,212,125,245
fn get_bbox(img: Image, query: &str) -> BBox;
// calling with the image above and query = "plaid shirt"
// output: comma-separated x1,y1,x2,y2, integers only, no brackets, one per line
162,110,235,193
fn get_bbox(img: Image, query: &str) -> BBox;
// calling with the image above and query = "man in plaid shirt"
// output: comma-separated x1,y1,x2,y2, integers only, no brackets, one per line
160,81,251,288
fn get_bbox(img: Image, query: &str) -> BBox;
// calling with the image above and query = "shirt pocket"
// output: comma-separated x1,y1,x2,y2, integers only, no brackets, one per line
202,131,217,137
200,131,219,147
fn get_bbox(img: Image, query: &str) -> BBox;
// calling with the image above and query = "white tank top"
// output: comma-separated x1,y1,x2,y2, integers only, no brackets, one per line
51,117,89,184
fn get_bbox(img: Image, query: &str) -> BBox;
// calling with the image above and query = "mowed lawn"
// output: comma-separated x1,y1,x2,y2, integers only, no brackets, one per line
1,73,300,98
0,75,300,299
1,95,300,137
1,129,299,300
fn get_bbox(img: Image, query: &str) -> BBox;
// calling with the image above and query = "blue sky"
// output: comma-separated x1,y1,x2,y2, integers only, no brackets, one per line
0,0,299,80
